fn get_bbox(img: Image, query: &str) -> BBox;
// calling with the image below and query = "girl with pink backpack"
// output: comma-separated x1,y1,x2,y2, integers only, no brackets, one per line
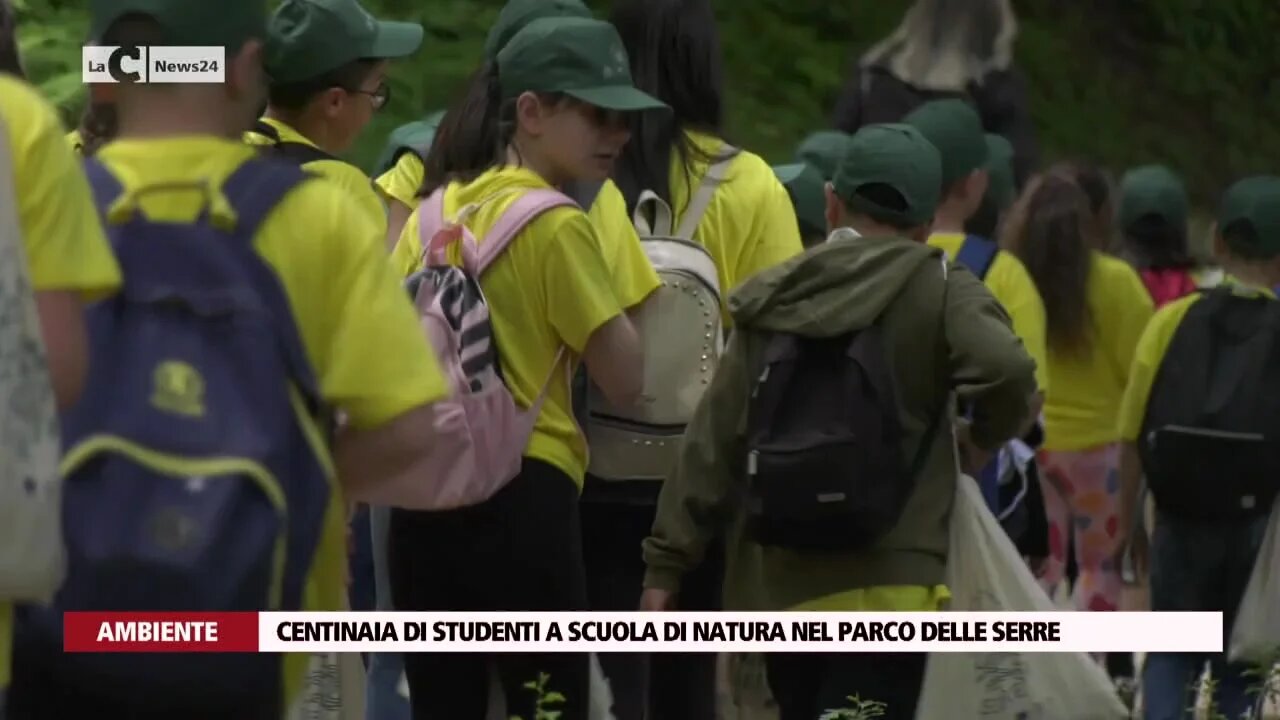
373,16,665,720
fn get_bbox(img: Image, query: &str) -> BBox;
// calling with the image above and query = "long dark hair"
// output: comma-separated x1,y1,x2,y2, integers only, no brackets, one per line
0,0,23,77
1117,215,1193,270
1002,174,1095,356
1051,160,1114,251
609,0,731,212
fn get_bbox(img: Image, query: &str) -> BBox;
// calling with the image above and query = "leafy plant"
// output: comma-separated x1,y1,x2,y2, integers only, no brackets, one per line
509,672,566,720
819,694,888,720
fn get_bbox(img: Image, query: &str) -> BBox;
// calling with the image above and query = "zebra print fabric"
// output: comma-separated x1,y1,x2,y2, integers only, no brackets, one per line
406,266,502,393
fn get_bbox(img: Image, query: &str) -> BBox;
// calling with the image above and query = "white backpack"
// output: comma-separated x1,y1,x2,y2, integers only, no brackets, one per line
585,149,735,481
0,109,67,602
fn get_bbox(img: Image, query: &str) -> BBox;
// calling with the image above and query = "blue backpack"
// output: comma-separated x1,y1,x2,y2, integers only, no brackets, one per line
16,157,331,711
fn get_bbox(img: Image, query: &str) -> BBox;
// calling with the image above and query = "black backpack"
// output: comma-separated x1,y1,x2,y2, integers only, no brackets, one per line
1139,288,1280,522
743,321,946,553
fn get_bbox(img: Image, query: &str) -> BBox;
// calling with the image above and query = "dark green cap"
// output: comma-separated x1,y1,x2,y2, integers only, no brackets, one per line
1119,164,1188,233
833,123,942,227
795,131,852,182
484,0,591,61
1218,176,1280,258
266,0,424,83
374,110,445,176
983,133,1017,210
497,17,666,112
903,99,987,188
90,0,266,51
774,163,827,240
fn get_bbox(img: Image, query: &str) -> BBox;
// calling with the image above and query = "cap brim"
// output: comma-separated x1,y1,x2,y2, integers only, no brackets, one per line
565,86,669,113
773,163,807,185
366,20,424,59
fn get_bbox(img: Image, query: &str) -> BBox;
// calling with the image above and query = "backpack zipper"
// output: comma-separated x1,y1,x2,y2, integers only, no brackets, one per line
1158,425,1265,441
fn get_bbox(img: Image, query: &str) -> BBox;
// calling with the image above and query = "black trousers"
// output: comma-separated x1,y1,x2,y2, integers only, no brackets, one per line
580,494,724,720
389,458,590,720
765,652,927,720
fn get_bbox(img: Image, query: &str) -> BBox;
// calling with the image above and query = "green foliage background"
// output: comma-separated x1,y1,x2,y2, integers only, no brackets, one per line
15,0,1280,208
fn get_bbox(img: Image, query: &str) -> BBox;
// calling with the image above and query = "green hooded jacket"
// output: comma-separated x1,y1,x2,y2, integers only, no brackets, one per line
642,229,1038,610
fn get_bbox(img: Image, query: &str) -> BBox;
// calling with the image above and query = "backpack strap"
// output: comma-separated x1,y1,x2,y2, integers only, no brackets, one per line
675,146,737,241
218,159,324,409
955,235,999,281
83,157,124,214
634,190,675,237
473,189,577,275
252,120,338,166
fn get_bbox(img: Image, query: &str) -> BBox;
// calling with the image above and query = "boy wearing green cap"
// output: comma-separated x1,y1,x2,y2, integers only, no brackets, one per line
643,123,1036,718
905,99,1048,402
1115,164,1223,306
775,131,853,248
1117,176,1280,720
965,133,1017,239
7,1,450,717
245,0,424,238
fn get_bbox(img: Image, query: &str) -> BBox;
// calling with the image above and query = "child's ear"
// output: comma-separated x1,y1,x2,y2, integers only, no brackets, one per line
824,182,841,233
514,91,544,136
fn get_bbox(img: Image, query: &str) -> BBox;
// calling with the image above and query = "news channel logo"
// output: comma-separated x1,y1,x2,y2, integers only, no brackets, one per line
82,46,226,84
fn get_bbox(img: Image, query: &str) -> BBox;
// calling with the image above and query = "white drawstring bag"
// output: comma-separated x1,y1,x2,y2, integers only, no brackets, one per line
0,102,67,603
915,474,1128,719
1227,498,1280,664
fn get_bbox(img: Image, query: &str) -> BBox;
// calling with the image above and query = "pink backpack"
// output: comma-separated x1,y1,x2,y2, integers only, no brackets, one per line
360,188,575,510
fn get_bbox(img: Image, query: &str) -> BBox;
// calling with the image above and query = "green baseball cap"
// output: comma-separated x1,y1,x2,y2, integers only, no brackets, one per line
266,0,423,83
374,110,445,176
833,123,942,227
484,0,591,61
90,0,267,51
983,133,1017,210
496,17,667,112
1218,176,1280,258
774,163,826,240
795,131,852,182
904,99,987,188
1119,164,1188,233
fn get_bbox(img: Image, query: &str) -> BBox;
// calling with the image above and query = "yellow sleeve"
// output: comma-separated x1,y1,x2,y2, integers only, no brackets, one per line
987,252,1050,394
1116,295,1199,442
732,171,804,286
4,81,121,296
1108,263,1156,384
260,183,448,430
305,159,388,240
391,208,426,278
540,212,624,352
588,180,659,310
374,151,424,210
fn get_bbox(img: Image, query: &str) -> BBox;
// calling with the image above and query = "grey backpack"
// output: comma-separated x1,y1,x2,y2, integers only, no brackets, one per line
585,149,735,481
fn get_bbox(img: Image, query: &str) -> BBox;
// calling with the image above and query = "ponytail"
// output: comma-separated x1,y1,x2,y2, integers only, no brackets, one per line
77,102,118,156
418,62,511,198
1001,174,1096,356
0,0,23,77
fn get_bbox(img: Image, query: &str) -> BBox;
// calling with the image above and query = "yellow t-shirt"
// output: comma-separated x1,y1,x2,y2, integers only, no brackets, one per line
244,117,387,239
1117,282,1277,443
374,149,423,209
392,166,625,485
793,585,951,611
930,233,1050,394
666,131,804,323
0,74,125,691
378,155,659,311
66,128,84,154
93,134,449,703
1040,252,1154,450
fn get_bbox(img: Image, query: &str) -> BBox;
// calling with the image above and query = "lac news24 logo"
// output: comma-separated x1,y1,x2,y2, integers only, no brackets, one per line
83,45,225,83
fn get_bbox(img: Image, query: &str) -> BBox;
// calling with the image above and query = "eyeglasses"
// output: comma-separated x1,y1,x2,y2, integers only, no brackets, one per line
348,81,390,111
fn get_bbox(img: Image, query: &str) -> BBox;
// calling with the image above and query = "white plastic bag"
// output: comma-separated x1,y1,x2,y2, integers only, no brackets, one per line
915,475,1128,719
1228,498,1280,664
0,102,66,603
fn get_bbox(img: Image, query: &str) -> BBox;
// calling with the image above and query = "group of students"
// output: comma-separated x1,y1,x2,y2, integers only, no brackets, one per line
0,0,1277,719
